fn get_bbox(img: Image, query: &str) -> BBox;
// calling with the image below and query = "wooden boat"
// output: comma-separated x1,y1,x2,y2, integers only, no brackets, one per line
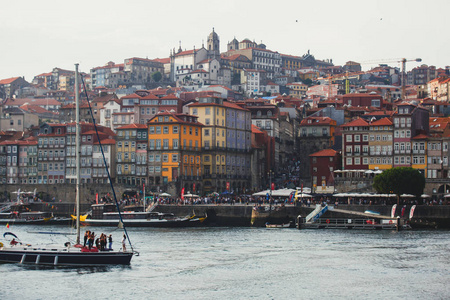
0,65,133,266
265,222,292,228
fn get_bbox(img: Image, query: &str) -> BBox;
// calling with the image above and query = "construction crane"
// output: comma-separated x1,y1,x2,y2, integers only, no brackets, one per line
400,58,422,100
356,57,422,99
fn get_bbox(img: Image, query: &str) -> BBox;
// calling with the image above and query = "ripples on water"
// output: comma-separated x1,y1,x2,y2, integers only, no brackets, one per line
1,226,449,300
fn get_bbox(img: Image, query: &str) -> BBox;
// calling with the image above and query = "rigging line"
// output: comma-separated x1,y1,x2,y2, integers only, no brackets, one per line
79,76,135,253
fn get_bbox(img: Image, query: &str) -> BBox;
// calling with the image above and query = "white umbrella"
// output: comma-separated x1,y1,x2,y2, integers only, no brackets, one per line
271,188,296,197
444,194,450,198
400,194,415,198
296,187,311,193
159,192,171,197
252,190,270,196
183,193,199,198
421,194,431,198
294,193,313,198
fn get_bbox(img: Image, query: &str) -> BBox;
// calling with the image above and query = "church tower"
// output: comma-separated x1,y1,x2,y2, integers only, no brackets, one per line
207,28,220,59
227,37,239,51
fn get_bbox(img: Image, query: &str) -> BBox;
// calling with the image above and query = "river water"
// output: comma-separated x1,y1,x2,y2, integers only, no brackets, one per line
1,226,449,300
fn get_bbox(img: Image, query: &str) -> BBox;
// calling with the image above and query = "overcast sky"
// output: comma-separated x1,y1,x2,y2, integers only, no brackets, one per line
1,0,449,82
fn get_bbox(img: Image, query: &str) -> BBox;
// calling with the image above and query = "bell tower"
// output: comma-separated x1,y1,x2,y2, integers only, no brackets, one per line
207,27,220,59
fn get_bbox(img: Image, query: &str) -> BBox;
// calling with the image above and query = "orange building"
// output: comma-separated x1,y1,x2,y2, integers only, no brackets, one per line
147,112,203,195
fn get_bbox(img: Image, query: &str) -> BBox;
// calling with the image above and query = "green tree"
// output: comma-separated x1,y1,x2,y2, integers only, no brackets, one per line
303,78,313,86
373,167,425,204
151,71,162,82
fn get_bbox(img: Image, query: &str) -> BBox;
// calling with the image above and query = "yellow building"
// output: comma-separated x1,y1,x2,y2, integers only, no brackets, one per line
287,82,308,98
148,112,202,194
189,97,227,193
189,96,252,193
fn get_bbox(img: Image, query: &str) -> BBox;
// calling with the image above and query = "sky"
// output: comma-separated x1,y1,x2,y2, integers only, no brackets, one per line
1,0,449,82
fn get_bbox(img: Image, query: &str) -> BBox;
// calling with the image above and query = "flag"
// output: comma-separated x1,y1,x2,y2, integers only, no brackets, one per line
6,223,9,229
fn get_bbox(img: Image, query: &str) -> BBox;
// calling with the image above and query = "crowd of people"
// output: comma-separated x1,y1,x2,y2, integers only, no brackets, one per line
83,230,113,251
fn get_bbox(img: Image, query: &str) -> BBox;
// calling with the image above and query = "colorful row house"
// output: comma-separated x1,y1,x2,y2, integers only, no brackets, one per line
147,112,202,193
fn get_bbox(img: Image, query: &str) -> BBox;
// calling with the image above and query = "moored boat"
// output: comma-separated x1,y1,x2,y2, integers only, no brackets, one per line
81,203,206,227
265,222,292,228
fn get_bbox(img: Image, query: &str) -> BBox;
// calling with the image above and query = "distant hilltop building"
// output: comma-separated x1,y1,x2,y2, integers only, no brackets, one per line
169,28,231,88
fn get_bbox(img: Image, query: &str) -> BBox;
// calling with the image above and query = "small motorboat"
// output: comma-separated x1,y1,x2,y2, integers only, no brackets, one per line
265,222,292,228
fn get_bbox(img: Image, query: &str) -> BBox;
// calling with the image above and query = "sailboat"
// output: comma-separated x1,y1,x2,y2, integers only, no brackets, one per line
0,64,134,266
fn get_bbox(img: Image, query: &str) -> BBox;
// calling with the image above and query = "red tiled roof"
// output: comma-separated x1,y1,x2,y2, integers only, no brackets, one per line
223,101,249,111
310,149,338,157
175,49,196,57
121,93,141,99
116,124,148,130
95,139,115,145
0,77,21,85
342,118,369,127
148,112,203,126
370,117,393,126
141,94,159,100
412,134,429,140
153,58,170,64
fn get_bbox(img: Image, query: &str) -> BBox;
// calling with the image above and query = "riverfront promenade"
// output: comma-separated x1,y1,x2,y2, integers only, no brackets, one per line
3,199,450,228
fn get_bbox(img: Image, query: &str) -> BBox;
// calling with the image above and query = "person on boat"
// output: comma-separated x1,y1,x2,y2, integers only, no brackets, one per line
122,234,127,251
83,230,90,247
88,232,95,250
100,233,107,251
95,236,101,249
10,238,19,246
108,234,113,250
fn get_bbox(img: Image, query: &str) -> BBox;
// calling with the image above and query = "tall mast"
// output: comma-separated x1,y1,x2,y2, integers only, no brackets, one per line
75,63,81,244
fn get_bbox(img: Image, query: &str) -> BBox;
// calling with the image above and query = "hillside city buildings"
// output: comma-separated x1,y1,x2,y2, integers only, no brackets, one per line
1,29,450,198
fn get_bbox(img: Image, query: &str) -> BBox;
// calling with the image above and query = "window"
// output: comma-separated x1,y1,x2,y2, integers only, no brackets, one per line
173,126,178,134
346,135,352,142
